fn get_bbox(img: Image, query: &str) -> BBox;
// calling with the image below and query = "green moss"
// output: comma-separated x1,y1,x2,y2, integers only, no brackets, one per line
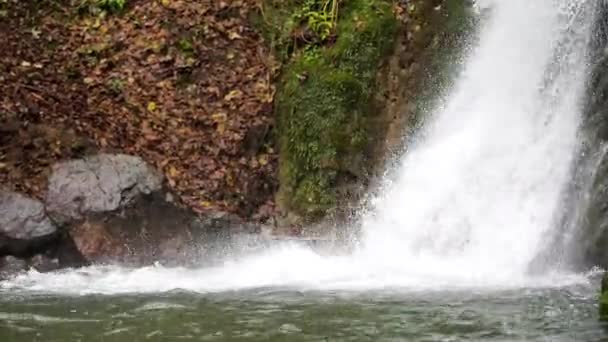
266,0,397,218
78,0,127,15
601,291,608,321
251,0,300,62
601,273,608,321
255,0,475,219
97,0,126,13
177,38,194,55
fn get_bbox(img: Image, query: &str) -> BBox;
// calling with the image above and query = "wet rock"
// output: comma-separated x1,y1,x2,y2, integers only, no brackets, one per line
0,191,58,256
0,256,28,278
69,220,127,264
568,5,608,269
158,234,189,266
64,192,195,265
601,272,608,321
45,154,163,224
29,254,60,273
45,154,255,266
67,194,252,266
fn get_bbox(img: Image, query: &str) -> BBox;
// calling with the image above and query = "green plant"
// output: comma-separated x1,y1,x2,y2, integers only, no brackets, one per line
106,77,124,95
97,0,126,12
292,0,340,42
79,0,127,14
0,0,7,18
307,0,339,40
177,38,194,54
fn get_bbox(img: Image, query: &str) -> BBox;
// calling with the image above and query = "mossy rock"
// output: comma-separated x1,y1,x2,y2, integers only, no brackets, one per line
601,272,608,321
262,0,397,219
257,0,474,221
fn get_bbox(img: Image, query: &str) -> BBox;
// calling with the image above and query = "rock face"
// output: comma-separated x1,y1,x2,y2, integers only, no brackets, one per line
45,154,163,224
29,254,61,273
567,3,608,269
0,153,264,272
44,154,255,266
0,191,57,256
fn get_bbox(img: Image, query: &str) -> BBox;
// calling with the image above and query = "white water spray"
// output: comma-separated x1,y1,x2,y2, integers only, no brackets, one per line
1,0,599,294
360,0,596,279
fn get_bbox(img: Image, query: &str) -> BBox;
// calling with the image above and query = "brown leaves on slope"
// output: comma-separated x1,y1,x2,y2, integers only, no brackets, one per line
0,0,279,221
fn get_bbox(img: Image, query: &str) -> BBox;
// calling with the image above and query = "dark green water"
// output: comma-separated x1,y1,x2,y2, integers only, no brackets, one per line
1,282,606,341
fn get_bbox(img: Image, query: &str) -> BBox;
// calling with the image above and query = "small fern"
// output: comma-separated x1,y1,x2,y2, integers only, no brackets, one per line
293,0,340,42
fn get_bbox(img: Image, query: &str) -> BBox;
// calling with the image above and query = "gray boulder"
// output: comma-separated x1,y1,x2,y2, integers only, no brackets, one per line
43,153,260,267
0,191,56,240
45,154,163,223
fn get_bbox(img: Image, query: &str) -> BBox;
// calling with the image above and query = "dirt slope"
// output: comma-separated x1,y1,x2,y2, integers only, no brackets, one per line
0,0,279,220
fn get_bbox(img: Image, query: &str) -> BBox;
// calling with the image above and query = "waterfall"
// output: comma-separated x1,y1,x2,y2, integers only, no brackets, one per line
359,0,597,279
0,0,600,294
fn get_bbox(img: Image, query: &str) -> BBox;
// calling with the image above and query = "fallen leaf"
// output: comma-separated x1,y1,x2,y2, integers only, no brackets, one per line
228,31,242,40
147,102,157,112
224,90,243,101
168,166,179,178
258,154,269,166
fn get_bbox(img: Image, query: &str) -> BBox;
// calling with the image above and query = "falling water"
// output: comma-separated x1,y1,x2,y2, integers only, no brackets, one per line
359,0,597,280
0,0,600,294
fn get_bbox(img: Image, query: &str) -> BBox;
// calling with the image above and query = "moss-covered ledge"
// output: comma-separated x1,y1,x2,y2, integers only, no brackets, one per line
601,272,608,321
257,0,398,221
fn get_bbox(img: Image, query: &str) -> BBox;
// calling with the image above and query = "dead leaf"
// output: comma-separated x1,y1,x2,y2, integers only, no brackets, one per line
228,31,242,40
147,102,157,112
224,90,243,101
258,154,269,166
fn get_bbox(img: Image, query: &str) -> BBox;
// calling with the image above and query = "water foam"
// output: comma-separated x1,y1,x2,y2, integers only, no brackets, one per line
0,0,599,295
0,245,598,295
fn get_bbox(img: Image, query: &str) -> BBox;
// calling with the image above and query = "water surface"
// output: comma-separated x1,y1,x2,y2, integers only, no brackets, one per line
1,278,605,341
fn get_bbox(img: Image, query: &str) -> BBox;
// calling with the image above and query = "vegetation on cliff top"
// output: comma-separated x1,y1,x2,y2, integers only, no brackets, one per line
257,0,398,219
